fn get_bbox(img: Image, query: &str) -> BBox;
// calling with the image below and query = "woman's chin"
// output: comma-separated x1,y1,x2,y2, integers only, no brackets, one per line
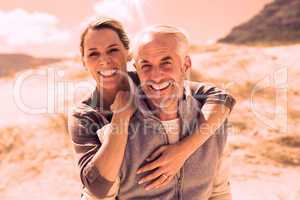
99,77,122,90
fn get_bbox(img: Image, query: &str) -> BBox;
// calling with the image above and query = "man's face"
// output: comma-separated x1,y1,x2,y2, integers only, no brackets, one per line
135,33,191,110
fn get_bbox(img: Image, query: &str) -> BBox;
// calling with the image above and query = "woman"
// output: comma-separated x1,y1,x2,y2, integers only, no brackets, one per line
68,17,235,199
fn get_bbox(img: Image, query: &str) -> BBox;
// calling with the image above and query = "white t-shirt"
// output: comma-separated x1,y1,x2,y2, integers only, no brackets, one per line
160,118,181,144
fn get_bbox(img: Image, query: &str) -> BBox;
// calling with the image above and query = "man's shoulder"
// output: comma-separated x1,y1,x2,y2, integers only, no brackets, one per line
184,80,223,95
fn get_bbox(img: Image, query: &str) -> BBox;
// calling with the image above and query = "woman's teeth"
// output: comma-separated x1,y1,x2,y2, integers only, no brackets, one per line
98,69,117,77
150,81,171,91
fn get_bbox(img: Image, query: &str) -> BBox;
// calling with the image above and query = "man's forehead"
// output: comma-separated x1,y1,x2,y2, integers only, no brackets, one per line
139,33,178,49
136,34,179,58
136,46,177,63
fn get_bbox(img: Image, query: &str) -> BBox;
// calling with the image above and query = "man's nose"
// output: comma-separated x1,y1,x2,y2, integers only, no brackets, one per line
149,67,164,82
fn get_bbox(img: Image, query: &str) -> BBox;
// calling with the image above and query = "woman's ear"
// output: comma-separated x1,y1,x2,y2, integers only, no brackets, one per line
81,57,88,71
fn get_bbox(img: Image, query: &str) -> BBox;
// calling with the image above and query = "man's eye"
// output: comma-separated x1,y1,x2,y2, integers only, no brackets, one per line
141,65,151,71
162,61,172,65
88,52,100,57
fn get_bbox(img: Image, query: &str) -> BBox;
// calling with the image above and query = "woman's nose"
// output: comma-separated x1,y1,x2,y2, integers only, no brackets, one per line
98,54,112,66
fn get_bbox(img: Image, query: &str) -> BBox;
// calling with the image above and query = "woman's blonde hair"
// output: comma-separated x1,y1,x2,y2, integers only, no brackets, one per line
80,17,130,57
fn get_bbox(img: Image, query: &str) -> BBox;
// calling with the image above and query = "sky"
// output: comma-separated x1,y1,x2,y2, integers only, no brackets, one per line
0,0,272,57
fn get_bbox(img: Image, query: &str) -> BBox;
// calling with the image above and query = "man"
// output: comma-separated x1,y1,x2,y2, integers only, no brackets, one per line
70,23,235,200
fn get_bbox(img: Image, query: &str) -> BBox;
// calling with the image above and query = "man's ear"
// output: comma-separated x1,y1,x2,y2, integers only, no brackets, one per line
183,55,191,72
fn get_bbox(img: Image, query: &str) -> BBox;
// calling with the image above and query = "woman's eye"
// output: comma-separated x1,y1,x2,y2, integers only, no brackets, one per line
88,52,99,57
108,48,119,54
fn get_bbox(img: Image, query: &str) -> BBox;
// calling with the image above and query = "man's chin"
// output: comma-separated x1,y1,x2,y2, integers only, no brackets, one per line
148,96,177,109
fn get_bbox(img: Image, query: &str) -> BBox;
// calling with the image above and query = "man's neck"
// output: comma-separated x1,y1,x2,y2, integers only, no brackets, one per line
158,111,178,121
156,101,179,121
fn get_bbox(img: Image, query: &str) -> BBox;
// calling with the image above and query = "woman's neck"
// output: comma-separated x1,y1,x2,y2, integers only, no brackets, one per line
97,85,119,111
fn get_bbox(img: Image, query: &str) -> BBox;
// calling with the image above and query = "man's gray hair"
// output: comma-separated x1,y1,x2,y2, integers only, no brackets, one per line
133,25,190,58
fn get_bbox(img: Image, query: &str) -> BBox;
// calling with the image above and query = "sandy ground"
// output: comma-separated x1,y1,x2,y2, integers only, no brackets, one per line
1,44,299,199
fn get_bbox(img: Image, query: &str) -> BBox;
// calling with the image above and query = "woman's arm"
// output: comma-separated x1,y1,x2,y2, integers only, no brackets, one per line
136,105,230,190
136,82,235,190
180,81,235,157
176,103,230,158
69,91,134,198
92,110,131,182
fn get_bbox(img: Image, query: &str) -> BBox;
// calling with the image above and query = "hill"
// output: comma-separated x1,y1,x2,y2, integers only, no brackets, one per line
219,0,300,45
0,53,62,77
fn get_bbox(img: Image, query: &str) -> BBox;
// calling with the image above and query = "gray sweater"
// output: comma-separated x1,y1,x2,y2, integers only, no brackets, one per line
68,78,235,199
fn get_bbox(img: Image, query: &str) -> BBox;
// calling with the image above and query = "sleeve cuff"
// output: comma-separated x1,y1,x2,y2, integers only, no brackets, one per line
83,161,116,198
96,123,112,144
206,94,236,112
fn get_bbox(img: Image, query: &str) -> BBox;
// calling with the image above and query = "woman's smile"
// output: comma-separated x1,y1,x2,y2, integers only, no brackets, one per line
97,68,118,78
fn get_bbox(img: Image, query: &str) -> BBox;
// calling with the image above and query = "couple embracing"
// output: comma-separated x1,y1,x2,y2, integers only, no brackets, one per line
68,17,235,200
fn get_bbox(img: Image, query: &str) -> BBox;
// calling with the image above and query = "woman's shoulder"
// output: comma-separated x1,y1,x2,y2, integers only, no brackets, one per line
68,99,108,128
128,71,140,86
68,102,108,141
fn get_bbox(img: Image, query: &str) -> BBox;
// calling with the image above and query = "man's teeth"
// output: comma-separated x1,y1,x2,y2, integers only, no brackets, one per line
98,69,117,77
150,81,171,90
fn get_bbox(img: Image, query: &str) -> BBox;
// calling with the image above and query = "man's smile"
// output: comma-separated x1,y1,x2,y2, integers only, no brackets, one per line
147,80,173,92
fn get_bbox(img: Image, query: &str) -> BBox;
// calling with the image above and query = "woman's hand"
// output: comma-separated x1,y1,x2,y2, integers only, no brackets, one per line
111,90,136,118
136,143,190,191
109,91,136,139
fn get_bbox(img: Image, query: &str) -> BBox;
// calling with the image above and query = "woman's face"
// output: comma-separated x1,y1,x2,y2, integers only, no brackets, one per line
82,28,129,90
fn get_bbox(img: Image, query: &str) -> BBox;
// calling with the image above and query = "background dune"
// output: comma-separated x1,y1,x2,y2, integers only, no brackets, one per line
0,53,62,77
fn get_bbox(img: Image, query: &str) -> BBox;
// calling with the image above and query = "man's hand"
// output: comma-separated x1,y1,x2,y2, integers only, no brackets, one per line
136,143,189,191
